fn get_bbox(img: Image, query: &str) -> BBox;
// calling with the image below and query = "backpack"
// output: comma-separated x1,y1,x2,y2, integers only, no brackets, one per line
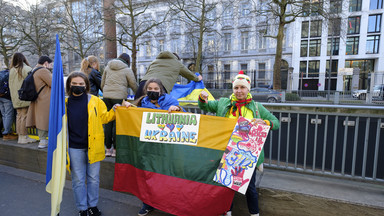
0,69,10,98
18,67,44,101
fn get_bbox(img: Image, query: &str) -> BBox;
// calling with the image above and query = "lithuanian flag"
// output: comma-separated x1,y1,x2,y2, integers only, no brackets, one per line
114,107,237,216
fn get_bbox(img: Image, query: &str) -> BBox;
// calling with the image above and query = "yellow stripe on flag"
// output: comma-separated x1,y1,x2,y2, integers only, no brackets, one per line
116,107,236,151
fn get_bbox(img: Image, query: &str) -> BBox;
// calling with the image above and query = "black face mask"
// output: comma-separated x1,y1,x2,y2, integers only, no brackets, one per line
71,86,86,95
147,91,161,100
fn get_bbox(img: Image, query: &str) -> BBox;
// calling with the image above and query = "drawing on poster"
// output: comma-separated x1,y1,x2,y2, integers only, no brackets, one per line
213,117,270,194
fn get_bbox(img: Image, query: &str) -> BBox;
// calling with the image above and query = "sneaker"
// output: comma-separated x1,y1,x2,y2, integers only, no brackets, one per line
105,148,112,157
3,133,18,140
18,135,37,144
88,206,101,216
138,204,154,216
112,149,116,157
250,214,259,216
225,211,232,216
78,210,88,216
38,139,48,149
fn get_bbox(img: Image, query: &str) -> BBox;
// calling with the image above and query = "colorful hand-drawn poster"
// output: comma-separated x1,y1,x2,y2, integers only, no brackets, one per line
214,116,270,194
140,112,200,145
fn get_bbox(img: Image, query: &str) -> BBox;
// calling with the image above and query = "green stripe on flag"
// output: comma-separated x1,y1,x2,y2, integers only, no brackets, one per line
116,135,224,186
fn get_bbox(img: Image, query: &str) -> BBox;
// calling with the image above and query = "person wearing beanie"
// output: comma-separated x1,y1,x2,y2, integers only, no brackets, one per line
197,70,280,216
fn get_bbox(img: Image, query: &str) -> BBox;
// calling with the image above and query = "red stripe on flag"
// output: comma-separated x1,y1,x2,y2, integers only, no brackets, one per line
114,163,234,216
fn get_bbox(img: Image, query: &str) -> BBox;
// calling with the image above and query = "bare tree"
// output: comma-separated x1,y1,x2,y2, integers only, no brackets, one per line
113,0,170,78
59,0,104,61
255,0,325,90
0,0,23,68
168,0,220,73
16,1,58,57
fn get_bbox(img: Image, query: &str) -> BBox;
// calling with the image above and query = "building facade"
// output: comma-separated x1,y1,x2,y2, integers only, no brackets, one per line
115,0,384,91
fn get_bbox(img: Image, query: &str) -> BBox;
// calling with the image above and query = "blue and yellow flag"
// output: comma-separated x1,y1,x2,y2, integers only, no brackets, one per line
46,35,67,216
170,73,215,106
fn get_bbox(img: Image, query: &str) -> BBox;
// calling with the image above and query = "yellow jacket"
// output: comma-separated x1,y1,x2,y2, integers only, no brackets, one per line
66,94,115,164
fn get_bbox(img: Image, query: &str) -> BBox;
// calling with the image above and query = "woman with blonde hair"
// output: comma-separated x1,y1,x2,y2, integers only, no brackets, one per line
80,55,102,96
9,53,36,143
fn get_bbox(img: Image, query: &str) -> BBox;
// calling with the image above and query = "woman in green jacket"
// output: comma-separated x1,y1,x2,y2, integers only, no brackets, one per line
198,71,279,216
66,72,116,216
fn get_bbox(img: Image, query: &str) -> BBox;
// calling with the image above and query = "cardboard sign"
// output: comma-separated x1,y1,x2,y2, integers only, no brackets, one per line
214,117,270,194
140,112,201,145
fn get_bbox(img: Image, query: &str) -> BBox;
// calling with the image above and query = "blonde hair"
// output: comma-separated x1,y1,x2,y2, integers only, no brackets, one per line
80,55,100,75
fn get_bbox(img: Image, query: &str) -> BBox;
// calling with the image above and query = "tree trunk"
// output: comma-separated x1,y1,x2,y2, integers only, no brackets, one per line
103,0,117,62
131,40,137,79
273,22,285,90
195,0,206,73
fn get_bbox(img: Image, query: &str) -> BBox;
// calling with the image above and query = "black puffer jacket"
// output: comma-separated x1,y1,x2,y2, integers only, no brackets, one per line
89,68,102,96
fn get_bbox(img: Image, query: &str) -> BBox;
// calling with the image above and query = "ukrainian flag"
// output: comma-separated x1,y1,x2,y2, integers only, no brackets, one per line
46,35,67,216
170,73,215,106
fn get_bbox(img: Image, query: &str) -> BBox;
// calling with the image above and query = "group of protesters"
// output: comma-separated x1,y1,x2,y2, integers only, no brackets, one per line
0,50,278,216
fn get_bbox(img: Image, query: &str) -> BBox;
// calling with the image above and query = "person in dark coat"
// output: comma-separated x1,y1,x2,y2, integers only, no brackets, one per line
81,55,102,96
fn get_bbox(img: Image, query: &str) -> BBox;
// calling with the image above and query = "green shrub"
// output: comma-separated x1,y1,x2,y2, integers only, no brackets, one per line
286,93,301,101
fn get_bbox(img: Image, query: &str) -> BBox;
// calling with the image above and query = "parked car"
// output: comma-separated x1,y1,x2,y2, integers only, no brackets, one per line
352,84,384,100
250,87,282,103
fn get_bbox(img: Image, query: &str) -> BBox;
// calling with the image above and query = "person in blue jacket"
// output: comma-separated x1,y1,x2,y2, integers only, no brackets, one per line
123,78,183,215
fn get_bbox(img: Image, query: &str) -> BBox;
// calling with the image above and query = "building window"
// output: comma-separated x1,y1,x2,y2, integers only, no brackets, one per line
207,37,215,53
309,39,321,56
310,20,322,37
145,41,151,57
349,0,362,12
326,60,338,77
171,38,179,53
224,33,231,52
241,32,249,51
327,38,340,56
311,0,323,16
240,64,248,74
330,0,342,14
328,18,341,36
258,63,266,79
258,29,267,49
224,64,231,88
240,2,251,17
158,39,164,53
370,0,383,10
301,21,309,38
368,14,382,33
300,61,307,76
301,40,308,57
366,35,380,54
346,37,359,55
308,60,320,77
348,17,360,34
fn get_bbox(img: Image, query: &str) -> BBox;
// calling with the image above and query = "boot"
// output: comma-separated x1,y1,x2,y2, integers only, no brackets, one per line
3,133,18,140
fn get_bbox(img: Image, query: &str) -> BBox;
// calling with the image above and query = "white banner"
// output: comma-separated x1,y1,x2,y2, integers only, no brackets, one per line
140,112,201,145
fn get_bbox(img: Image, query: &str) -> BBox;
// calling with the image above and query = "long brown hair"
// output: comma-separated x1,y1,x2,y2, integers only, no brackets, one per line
10,53,30,79
134,78,166,106
80,55,99,75
66,72,90,96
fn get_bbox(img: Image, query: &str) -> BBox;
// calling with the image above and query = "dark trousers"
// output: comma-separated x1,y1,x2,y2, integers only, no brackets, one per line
230,169,259,214
103,98,121,149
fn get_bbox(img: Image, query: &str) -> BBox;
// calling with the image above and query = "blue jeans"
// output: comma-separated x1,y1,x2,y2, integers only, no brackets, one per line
0,98,14,134
69,148,100,211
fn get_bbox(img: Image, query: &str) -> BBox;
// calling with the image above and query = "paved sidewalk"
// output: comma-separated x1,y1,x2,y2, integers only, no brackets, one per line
0,164,171,216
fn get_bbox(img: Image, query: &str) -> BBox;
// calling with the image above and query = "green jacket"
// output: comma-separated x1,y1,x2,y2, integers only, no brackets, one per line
198,97,280,166
142,51,199,93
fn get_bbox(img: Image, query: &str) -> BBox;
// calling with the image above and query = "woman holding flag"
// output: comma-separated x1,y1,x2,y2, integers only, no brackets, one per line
123,78,183,215
66,72,117,216
198,71,279,216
